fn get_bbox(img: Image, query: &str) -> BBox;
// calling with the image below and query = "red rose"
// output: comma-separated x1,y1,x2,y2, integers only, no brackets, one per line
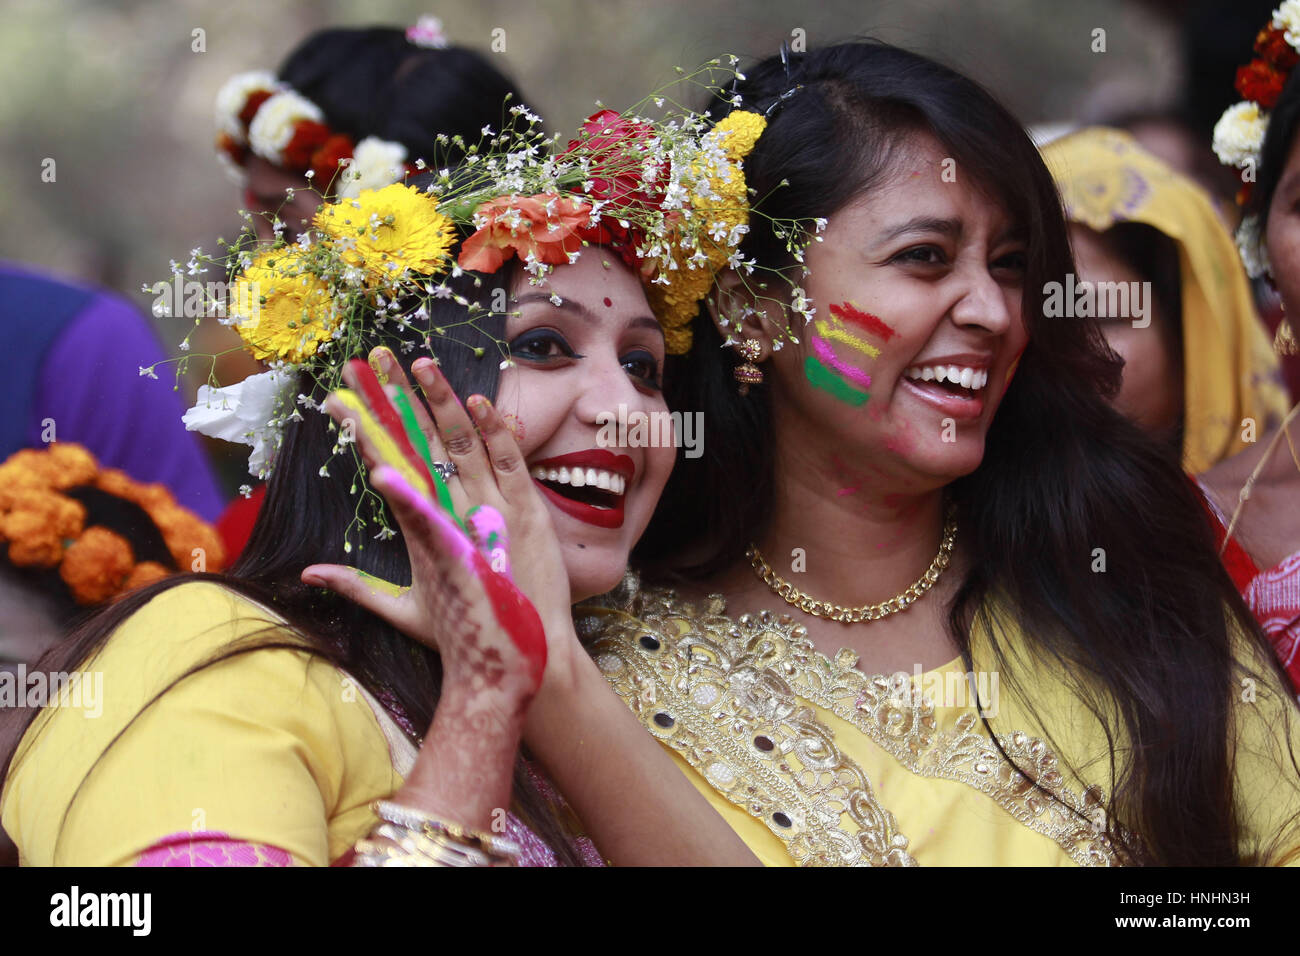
564,109,666,210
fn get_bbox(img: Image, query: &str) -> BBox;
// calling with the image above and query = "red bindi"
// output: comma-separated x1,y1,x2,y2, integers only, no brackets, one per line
603,297,613,308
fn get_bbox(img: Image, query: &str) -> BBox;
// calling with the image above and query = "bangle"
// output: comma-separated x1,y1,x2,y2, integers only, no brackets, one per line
373,800,521,858
351,800,520,867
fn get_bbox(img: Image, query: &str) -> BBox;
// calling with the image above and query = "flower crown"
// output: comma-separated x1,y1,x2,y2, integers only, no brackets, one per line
1212,0,1300,276
166,60,819,541
0,444,225,605
214,70,413,198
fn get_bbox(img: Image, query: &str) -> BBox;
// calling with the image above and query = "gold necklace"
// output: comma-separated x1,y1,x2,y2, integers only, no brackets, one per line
747,504,958,623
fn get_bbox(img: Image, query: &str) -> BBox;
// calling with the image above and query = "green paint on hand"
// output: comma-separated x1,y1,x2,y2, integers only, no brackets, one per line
804,356,869,406
392,390,462,529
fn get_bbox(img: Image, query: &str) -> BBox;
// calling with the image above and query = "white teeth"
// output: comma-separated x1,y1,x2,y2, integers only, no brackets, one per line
531,466,627,495
903,365,990,391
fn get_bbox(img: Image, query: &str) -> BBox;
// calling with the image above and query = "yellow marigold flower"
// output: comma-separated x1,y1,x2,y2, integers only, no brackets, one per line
314,182,456,281
648,113,765,354
710,111,767,164
231,247,338,364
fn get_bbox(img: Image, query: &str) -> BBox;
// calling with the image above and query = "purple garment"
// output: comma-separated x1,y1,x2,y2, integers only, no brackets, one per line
12,266,225,520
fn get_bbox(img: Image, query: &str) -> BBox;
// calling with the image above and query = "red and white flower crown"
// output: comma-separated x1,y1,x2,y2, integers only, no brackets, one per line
214,69,413,199
1212,0,1300,276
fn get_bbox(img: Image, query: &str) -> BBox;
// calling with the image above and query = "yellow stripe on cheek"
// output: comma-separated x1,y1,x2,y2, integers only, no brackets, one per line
331,390,430,498
814,321,881,358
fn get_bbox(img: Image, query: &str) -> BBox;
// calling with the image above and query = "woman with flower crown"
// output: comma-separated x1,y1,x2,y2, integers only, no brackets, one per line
1199,2,1300,696
0,79,769,865
559,40,1300,866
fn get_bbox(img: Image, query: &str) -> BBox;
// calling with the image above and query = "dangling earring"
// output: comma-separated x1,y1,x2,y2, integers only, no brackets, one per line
733,338,763,395
1275,314,1299,356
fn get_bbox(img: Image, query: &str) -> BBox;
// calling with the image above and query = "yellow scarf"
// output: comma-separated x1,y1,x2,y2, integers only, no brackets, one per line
1042,126,1289,474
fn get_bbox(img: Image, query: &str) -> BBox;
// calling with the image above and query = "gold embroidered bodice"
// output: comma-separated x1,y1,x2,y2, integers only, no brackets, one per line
576,576,1124,867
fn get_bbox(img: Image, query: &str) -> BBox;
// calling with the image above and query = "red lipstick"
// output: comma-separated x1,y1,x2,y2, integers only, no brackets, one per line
529,449,635,530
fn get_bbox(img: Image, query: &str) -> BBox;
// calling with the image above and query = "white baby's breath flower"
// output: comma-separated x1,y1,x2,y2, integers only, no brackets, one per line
1212,101,1268,168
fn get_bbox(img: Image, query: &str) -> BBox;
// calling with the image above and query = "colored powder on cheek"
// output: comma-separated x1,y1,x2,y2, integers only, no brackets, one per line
815,320,880,358
502,413,525,443
829,302,897,342
804,356,870,406
811,335,872,388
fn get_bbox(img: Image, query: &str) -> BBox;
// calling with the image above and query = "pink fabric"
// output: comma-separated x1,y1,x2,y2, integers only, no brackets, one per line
1244,549,1300,694
135,831,293,867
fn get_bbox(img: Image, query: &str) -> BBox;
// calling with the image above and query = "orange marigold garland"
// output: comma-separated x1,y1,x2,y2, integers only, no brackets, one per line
0,443,226,605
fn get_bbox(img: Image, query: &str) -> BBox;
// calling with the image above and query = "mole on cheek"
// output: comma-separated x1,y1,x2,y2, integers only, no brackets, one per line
603,297,613,308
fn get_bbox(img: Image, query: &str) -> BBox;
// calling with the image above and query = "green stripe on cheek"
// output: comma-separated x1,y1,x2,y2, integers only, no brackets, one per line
804,356,870,406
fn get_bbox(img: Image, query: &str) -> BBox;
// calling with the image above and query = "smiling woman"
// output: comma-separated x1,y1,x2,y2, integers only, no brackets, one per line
595,40,1300,867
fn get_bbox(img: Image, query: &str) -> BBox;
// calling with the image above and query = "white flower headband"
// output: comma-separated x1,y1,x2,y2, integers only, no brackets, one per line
1212,0,1300,277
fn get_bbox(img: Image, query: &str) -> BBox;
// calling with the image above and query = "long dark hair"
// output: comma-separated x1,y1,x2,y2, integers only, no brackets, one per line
278,26,533,168
2,263,587,865
636,40,1300,866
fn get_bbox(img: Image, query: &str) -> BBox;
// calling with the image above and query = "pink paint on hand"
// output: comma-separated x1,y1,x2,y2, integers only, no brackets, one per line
375,466,546,689
829,302,896,342
811,335,872,388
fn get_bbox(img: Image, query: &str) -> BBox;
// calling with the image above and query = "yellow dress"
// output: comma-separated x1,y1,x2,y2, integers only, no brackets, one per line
1,581,410,866
579,578,1300,866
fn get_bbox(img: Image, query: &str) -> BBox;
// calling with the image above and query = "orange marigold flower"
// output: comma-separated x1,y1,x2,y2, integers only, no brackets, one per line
123,560,172,593
283,119,334,171
1,490,86,560
458,193,591,273
61,527,134,605
0,461,49,510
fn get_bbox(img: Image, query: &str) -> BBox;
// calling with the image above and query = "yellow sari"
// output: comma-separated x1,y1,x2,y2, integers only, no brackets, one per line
580,575,1300,866
1042,126,1289,473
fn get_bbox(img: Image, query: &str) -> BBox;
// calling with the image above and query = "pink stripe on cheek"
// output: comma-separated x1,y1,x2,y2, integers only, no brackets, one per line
811,335,872,388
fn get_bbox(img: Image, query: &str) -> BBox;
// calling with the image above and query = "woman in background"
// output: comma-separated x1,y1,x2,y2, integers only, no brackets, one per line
1042,126,1288,473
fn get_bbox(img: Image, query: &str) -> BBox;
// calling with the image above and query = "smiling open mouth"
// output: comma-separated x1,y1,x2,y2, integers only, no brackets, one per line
903,364,988,397
529,465,625,510
527,451,635,529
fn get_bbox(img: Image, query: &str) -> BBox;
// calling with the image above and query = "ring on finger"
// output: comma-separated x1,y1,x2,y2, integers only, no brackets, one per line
431,460,459,480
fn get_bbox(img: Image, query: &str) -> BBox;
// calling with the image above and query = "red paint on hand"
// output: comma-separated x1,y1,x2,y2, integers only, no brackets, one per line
348,359,438,501
830,302,896,342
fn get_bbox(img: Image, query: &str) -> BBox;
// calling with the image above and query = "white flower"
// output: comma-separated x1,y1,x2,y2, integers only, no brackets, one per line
1212,101,1268,168
336,137,409,199
215,147,248,186
1275,1,1300,46
1236,214,1272,278
248,90,324,164
183,368,296,478
214,69,280,141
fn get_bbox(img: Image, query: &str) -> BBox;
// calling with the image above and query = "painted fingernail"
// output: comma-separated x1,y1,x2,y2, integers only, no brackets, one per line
369,347,392,384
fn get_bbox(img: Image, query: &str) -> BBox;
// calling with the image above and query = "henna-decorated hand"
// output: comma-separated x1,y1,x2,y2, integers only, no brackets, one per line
301,364,546,699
